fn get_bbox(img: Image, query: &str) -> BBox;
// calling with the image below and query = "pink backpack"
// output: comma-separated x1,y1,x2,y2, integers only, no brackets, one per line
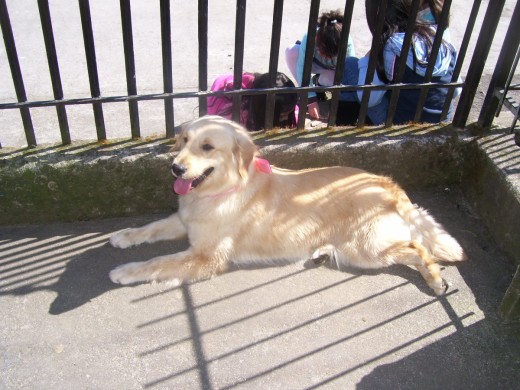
207,73,256,126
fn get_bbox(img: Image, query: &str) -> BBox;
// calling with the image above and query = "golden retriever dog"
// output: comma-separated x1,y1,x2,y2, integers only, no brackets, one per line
109,115,465,295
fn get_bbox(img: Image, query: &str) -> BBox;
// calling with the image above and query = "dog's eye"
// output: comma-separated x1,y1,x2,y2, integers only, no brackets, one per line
202,143,214,152
183,137,188,143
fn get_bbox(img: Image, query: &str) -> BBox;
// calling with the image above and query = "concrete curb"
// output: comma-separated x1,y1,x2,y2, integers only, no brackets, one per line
0,139,176,224
1,124,468,225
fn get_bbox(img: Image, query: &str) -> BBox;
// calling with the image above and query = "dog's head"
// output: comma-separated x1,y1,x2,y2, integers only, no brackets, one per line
171,115,257,196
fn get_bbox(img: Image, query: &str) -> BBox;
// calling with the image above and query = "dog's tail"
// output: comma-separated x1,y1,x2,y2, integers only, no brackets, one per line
393,184,466,262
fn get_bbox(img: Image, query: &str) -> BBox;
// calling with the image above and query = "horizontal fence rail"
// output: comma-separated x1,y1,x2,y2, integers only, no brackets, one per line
0,81,466,109
0,0,515,148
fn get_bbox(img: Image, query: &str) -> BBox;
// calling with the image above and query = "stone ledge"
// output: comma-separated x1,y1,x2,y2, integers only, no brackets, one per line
0,124,468,225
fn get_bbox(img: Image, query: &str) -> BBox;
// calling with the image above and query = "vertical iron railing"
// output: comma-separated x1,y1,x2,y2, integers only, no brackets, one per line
120,0,140,139
160,0,175,138
412,0,452,122
198,0,208,116
357,0,387,127
493,44,520,139
297,0,320,130
231,0,247,123
452,0,507,129
38,0,71,144
264,0,285,130
0,0,36,147
327,0,354,127
384,0,420,127
78,0,106,141
495,44,520,142
478,0,520,130
440,0,482,121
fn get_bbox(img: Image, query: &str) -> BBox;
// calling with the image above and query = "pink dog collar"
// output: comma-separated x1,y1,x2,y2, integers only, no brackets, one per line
255,157,272,174
202,158,271,198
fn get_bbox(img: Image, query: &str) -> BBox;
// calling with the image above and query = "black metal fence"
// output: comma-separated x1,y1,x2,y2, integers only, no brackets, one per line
0,0,518,148
478,0,520,144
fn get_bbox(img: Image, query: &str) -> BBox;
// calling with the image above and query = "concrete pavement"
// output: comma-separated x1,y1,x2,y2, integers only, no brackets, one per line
1,187,520,389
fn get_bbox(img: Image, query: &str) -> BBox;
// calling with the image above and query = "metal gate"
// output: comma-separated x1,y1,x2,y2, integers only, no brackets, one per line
0,0,518,148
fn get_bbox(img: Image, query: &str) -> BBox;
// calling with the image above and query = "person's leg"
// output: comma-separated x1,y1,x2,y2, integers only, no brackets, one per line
366,92,389,125
285,42,300,82
335,101,361,125
313,69,335,86
340,56,360,102
339,56,389,125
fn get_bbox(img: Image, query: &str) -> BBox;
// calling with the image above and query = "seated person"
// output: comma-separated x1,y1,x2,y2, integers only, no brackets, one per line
337,0,460,125
286,9,356,120
207,72,298,131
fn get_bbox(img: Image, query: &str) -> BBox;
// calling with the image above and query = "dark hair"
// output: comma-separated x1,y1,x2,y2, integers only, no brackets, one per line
315,10,344,58
247,72,297,131
422,0,447,24
365,0,445,83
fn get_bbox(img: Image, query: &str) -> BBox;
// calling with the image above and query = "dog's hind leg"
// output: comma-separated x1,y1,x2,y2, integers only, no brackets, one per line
110,213,187,248
382,240,447,296
109,250,226,285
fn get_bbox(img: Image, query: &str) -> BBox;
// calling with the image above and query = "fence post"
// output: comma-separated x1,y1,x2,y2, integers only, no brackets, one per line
384,0,420,127
264,0,285,130
297,0,320,130
198,0,208,116
327,0,354,128
78,0,106,142
232,0,247,123
0,0,36,147
412,0,452,122
120,0,140,139
38,0,71,145
452,0,505,129
160,0,175,137
478,0,520,129
440,0,482,121
357,0,387,127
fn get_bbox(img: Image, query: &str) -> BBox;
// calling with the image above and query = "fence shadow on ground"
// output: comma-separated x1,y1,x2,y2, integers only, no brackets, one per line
356,319,520,390
0,214,173,314
0,187,518,388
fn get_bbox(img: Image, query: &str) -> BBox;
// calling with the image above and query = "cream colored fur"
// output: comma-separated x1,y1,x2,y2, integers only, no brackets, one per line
109,116,465,295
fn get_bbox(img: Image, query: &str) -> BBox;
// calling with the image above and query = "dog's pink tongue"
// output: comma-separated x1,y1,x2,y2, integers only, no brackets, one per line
173,178,193,195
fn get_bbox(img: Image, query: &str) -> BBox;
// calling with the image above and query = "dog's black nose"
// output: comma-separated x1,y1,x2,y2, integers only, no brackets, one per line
171,163,187,177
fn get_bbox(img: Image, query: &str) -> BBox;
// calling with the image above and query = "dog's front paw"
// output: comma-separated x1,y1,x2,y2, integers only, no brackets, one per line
110,229,137,249
310,245,336,265
109,262,146,285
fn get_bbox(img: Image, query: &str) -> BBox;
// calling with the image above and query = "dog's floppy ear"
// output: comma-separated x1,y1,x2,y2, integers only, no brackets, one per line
233,125,257,178
171,120,191,152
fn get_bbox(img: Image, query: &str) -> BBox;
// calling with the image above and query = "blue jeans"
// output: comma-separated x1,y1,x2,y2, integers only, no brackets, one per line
339,57,389,125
